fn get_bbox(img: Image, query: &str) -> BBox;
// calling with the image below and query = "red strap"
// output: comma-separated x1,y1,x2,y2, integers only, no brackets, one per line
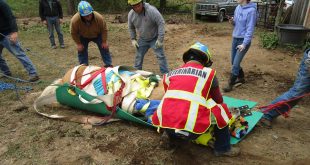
101,71,107,94
80,68,106,89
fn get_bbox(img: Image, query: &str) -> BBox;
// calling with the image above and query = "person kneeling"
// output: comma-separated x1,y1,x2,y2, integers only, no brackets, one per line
152,42,240,157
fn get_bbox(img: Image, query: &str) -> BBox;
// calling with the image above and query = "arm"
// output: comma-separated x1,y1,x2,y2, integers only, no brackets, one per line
163,75,169,92
209,77,223,104
242,9,257,46
128,11,137,40
39,0,45,21
101,18,108,44
57,0,63,19
151,9,165,42
0,1,18,33
70,17,81,44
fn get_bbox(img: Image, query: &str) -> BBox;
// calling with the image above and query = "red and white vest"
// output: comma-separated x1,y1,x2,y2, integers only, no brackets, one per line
152,62,232,134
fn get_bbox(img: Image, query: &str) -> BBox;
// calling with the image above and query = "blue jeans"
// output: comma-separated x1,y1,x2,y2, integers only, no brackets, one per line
46,16,64,46
135,38,169,74
263,49,310,121
78,35,112,66
166,126,231,153
0,36,38,76
231,38,251,76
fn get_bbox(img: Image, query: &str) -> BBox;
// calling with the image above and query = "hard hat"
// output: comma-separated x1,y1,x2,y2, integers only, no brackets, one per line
78,1,93,16
128,0,142,6
183,42,212,65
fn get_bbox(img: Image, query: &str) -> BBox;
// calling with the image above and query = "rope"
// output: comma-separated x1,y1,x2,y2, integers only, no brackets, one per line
258,92,310,118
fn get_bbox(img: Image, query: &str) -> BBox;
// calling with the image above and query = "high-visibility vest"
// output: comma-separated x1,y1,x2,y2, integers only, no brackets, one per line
152,62,232,134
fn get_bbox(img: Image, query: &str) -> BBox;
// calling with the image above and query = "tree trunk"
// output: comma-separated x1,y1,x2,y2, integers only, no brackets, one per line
159,0,166,12
67,0,76,15
274,0,285,31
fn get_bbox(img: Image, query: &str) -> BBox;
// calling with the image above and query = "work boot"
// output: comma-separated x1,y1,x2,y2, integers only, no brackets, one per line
223,74,238,93
104,64,113,68
236,68,245,84
160,131,176,150
29,75,40,82
214,146,240,157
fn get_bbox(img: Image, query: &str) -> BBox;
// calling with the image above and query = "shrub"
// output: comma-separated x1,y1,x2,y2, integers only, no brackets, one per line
259,32,279,49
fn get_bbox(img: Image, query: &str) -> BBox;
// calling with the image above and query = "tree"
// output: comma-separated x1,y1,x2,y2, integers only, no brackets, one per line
274,0,285,30
159,0,166,12
67,0,76,15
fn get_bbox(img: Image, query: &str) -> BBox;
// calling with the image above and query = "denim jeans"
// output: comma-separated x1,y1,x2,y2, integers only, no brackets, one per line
263,49,310,121
135,38,169,74
231,38,251,76
165,126,231,153
0,36,38,76
78,35,112,66
46,16,64,46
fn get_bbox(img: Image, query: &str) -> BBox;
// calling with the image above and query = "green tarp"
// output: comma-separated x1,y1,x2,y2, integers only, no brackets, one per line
56,85,263,144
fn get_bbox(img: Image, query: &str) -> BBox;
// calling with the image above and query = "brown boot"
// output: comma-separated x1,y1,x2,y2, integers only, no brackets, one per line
223,74,238,93
214,146,240,157
29,75,40,82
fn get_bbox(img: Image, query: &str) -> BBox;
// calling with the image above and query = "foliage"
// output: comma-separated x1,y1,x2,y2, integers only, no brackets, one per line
259,32,279,49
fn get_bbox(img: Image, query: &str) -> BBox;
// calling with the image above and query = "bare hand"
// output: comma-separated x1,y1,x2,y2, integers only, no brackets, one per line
9,32,18,44
59,19,64,24
237,44,245,52
229,17,234,24
101,42,109,49
43,20,47,25
77,44,84,52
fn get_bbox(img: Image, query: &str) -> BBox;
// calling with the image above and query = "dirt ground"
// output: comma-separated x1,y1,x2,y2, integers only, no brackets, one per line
0,15,309,165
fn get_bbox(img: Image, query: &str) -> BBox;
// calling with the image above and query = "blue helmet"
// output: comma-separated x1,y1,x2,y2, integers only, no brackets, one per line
183,42,213,66
78,1,93,16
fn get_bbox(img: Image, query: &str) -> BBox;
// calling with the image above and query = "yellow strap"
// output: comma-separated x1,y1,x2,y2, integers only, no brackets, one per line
139,102,151,113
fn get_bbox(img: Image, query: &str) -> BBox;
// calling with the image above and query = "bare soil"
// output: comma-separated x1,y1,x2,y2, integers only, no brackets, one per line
0,15,309,165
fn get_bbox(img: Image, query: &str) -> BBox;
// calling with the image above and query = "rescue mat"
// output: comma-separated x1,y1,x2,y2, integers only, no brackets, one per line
54,84,263,144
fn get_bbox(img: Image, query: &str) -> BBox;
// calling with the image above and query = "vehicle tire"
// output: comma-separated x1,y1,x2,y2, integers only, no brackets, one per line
217,11,224,22
196,14,201,20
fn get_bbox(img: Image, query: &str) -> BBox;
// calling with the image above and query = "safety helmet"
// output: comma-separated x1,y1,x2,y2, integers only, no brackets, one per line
183,42,213,66
78,1,93,16
128,0,142,6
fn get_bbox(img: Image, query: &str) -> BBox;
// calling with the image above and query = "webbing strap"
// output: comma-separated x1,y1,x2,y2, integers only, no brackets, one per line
80,68,106,89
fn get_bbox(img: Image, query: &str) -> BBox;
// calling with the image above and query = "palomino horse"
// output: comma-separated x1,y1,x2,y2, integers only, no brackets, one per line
34,65,165,125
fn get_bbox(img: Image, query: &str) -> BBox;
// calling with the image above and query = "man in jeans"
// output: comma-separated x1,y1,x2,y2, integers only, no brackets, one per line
0,0,39,82
260,48,310,128
70,1,112,67
128,0,169,74
39,0,64,49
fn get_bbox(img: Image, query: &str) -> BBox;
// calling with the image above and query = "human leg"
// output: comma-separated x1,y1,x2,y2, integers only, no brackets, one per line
78,37,90,65
46,17,56,48
95,36,112,67
0,44,12,76
213,126,240,157
151,39,169,74
134,39,150,70
54,17,64,47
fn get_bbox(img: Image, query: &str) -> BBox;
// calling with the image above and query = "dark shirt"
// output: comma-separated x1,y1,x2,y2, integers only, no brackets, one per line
39,0,63,21
0,0,18,39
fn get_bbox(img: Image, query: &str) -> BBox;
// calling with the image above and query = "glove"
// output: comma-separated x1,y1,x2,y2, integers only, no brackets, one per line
131,40,139,49
155,40,163,49
236,44,245,52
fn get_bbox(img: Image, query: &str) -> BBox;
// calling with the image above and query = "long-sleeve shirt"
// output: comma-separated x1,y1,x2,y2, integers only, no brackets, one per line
70,11,108,44
0,0,18,37
128,3,165,42
39,0,63,21
232,2,257,46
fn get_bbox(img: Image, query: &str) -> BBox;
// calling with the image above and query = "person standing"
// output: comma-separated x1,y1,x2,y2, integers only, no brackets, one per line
39,0,65,49
152,42,239,157
259,49,310,128
128,0,169,74
0,0,39,82
223,0,257,92
70,1,112,67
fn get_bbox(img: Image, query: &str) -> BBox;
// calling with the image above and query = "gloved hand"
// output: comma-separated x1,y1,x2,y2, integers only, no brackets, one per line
155,40,163,49
237,44,245,52
131,40,139,49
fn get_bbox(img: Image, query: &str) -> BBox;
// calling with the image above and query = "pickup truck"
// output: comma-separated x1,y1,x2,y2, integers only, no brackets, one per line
195,0,238,22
